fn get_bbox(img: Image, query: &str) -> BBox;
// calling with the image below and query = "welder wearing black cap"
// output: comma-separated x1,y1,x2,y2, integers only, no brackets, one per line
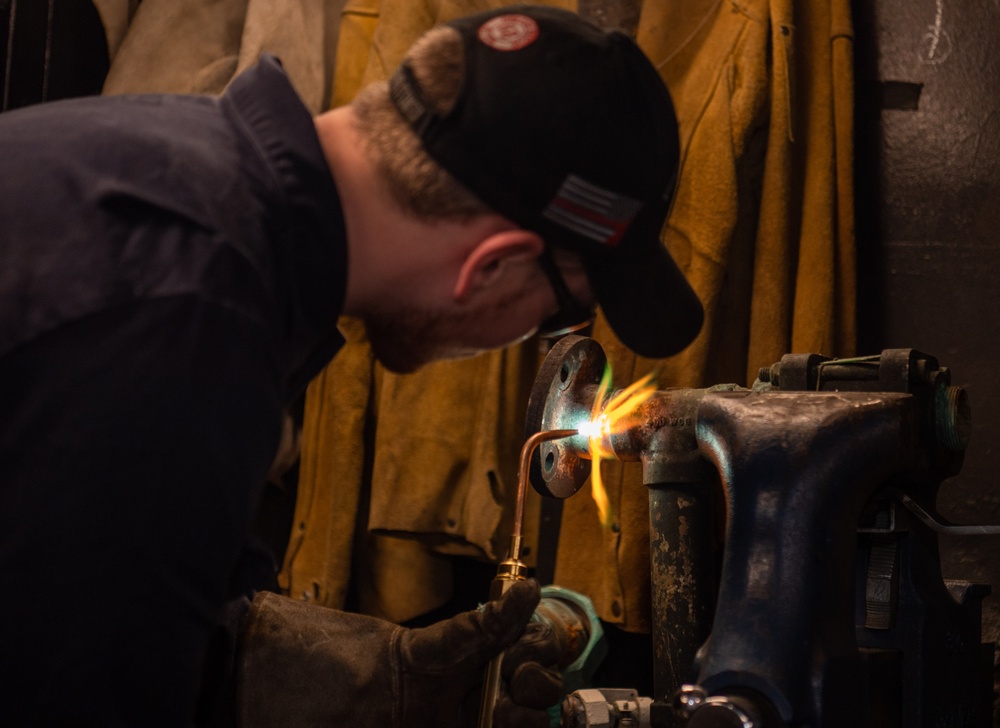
0,5,702,728
385,5,703,358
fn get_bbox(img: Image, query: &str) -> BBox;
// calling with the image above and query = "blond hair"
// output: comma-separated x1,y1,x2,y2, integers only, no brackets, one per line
351,27,490,221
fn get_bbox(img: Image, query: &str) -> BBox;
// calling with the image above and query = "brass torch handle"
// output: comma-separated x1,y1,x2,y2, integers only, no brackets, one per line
477,429,577,728
476,565,526,728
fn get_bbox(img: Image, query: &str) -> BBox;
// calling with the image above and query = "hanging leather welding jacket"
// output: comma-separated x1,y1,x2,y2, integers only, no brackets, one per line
291,0,856,635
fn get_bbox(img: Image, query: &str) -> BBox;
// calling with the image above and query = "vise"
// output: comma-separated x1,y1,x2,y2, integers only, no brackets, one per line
525,336,996,727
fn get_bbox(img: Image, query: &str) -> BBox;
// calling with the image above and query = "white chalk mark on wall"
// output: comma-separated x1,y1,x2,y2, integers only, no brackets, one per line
921,0,953,65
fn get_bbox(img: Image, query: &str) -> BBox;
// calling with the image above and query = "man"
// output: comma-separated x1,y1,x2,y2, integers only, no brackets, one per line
0,5,702,727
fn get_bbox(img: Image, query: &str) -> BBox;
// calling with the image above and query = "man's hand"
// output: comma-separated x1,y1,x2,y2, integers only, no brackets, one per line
238,579,564,728
398,578,563,727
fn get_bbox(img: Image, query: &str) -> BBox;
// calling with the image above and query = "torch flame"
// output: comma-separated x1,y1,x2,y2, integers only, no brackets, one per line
577,366,657,528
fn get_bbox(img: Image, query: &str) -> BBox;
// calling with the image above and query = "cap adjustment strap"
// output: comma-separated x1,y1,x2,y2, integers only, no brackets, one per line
388,63,438,137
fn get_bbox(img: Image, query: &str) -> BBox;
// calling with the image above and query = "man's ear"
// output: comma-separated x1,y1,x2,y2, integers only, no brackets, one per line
453,229,544,302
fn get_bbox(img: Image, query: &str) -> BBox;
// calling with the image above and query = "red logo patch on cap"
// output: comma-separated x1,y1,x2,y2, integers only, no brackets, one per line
477,14,540,51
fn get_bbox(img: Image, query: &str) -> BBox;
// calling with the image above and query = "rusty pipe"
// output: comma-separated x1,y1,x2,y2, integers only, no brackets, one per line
524,336,740,709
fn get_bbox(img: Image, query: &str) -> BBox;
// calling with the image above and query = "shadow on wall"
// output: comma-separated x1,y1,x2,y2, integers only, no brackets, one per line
1,0,109,112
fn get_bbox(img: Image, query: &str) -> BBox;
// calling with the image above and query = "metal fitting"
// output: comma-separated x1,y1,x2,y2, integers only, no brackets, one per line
535,585,608,693
674,686,768,728
561,688,652,728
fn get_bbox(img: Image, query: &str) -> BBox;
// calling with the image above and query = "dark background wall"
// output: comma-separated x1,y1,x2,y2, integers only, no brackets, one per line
853,0,1000,661
0,0,108,111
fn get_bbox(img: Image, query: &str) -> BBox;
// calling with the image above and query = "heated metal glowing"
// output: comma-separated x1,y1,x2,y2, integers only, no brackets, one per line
578,366,658,527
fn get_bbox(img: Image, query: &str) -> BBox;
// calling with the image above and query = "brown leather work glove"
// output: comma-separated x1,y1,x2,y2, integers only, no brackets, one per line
237,579,563,728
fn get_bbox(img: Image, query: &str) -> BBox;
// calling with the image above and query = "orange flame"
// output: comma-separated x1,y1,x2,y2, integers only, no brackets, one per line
578,366,657,528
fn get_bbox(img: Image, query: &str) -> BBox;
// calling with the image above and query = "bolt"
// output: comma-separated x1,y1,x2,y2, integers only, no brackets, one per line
673,685,707,718
935,384,971,450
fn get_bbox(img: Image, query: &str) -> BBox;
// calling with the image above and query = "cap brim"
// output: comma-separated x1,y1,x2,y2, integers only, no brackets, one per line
587,238,703,359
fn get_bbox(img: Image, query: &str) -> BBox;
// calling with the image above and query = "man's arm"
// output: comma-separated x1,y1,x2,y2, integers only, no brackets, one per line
0,297,283,724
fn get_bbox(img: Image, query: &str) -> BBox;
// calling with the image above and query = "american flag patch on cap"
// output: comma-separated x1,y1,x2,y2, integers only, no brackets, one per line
542,174,642,246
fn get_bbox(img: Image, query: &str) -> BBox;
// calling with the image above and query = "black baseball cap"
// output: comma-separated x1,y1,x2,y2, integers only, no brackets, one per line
388,5,703,358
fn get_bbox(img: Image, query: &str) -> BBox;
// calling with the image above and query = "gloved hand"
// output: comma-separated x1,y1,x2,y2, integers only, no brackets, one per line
237,579,563,728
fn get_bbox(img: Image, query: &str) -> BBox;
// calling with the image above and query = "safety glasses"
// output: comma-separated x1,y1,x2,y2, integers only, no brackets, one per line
536,245,594,338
